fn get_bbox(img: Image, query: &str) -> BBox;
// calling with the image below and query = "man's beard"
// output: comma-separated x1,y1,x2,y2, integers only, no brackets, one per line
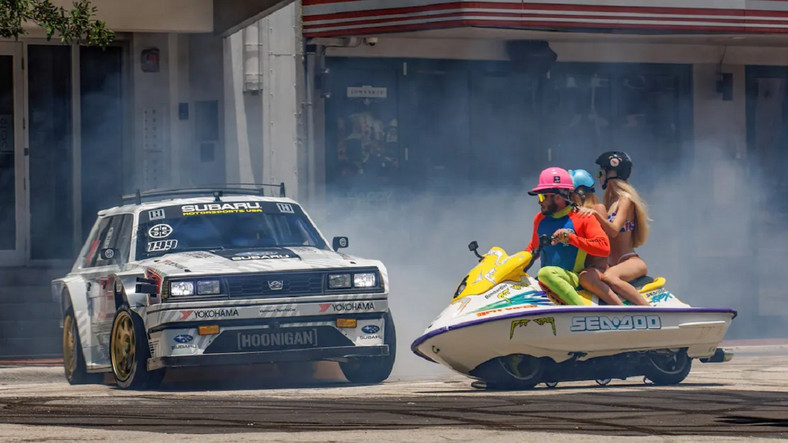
540,199,559,215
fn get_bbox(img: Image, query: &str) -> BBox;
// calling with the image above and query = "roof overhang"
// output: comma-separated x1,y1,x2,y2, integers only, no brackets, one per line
303,0,788,38
214,0,296,36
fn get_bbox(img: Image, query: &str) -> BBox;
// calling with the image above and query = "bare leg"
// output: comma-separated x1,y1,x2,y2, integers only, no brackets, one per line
579,268,622,305
601,256,649,306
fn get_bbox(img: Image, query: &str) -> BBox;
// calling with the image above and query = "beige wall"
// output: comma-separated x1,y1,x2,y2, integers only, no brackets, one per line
53,0,213,33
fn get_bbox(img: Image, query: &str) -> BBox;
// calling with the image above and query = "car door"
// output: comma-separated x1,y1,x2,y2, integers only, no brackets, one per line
82,214,133,363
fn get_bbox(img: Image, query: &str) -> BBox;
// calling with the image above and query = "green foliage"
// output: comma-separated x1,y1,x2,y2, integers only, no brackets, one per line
0,0,114,47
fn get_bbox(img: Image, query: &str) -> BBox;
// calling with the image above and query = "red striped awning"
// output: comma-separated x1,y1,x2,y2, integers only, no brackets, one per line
303,0,788,37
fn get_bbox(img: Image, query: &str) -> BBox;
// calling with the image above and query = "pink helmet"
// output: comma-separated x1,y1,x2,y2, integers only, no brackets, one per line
528,167,574,195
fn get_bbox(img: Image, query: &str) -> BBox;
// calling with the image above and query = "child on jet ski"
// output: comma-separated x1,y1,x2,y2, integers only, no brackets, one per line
582,151,650,306
568,169,625,305
525,167,611,305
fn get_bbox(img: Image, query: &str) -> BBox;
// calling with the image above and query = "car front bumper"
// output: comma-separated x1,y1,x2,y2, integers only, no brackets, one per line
147,344,390,371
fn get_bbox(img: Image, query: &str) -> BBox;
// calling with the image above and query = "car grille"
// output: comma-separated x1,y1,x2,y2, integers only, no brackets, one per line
226,272,325,298
164,268,384,301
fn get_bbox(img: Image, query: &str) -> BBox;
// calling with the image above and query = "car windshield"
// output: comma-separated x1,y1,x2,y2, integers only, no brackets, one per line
135,201,329,259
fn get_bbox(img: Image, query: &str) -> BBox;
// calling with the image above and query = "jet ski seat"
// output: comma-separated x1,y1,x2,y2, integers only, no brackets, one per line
629,275,654,289
630,275,667,292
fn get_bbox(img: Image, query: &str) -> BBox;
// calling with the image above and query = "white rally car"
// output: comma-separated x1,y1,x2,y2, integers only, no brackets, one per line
53,187,395,389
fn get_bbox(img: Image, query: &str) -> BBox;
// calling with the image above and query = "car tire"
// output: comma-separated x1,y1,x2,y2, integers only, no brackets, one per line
339,310,396,384
110,305,165,389
62,307,104,385
643,349,692,386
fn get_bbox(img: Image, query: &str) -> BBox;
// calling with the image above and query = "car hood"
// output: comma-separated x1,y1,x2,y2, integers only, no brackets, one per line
137,247,382,277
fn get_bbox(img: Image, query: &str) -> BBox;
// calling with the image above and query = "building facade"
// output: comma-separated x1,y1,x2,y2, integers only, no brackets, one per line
0,0,292,356
292,0,788,338
2,0,787,356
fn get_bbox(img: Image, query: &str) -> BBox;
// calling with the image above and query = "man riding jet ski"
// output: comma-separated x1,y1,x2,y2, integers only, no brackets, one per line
525,167,613,306
411,168,737,389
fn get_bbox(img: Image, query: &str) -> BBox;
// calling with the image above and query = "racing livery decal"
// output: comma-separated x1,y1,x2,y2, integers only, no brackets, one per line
509,316,556,339
148,208,166,221
237,329,317,350
148,224,173,239
213,248,300,261
179,308,240,320
361,325,380,334
181,202,262,216
276,203,295,213
319,301,375,313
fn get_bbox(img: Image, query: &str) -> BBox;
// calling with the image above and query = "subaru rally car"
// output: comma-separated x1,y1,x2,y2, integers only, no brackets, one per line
53,188,395,389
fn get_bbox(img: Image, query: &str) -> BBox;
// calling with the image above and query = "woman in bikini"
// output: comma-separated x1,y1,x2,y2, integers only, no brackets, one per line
569,169,624,305
589,151,650,306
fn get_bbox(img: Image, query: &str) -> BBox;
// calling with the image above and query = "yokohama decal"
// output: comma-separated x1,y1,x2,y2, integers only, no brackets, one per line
179,309,240,320
319,302,375,313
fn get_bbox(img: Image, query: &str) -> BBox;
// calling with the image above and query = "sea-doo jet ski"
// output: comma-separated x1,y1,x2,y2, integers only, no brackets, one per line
411,237,737,389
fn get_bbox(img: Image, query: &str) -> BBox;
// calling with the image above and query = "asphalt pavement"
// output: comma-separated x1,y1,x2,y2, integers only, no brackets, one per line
0,343,786,442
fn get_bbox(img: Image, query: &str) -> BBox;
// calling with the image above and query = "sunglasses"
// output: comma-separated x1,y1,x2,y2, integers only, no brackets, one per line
597,170,605,178
538,193,555,203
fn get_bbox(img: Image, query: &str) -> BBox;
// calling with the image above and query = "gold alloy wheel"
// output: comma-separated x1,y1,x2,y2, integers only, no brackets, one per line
111,310,136,382
62,313,77,379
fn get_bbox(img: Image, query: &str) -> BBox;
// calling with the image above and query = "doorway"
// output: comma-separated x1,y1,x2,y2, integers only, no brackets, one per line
0,43,25,265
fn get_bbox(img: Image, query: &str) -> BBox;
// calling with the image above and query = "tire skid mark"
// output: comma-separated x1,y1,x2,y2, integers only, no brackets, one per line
0,390,787,436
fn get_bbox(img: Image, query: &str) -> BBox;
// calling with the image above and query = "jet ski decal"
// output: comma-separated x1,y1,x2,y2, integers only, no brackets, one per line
570,314,662,332
510,317,556,339
473,291,552,313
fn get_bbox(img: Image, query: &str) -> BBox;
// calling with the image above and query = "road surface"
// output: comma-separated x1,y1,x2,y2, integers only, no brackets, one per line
0,344,786,441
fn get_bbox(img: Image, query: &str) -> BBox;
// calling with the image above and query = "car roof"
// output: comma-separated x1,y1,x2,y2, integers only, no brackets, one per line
97,195,300,217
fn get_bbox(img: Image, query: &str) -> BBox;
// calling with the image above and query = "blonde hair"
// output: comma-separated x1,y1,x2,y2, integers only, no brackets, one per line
571,191,601,209
604,179,651,248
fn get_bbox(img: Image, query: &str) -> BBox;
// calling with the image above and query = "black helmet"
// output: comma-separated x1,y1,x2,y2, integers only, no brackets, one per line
595,151,632,181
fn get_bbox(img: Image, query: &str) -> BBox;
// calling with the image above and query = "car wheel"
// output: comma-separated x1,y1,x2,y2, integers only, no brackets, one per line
340,310,396,384
110,305,164,389
643,349,692,386
471,354,544,390
62,307,104,384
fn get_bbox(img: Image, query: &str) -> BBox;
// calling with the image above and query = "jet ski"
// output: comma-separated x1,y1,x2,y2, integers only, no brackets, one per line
411,237,737,389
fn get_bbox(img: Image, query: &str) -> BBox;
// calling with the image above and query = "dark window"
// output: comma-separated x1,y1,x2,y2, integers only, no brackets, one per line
0,55,14,250
28,45,73,259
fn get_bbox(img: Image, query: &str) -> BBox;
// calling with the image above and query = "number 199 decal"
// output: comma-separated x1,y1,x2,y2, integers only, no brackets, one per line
147,239,178,253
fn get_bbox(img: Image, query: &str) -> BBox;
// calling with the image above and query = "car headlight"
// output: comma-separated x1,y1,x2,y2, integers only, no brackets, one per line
197,279,221,295
353,273,376,288
170,281,194,296
328,273,352,289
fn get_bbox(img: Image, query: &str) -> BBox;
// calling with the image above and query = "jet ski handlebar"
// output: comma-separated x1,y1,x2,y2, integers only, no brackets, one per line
467,241,484,261
523,234,552,273
467,234,552,268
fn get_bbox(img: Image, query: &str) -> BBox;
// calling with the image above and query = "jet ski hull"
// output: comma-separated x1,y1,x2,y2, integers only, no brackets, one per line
413,306,736,377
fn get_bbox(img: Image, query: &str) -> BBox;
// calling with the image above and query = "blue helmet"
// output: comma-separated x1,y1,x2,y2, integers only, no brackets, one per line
569,169,595,192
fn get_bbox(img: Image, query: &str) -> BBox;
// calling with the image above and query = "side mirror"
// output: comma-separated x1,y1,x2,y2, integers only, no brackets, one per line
332,236,349,251
100,248,120,262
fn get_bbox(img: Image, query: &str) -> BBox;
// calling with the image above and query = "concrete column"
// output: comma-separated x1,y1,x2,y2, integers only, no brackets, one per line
260,2,302,200
168,34,191,187
224,32,256,184
132,33,171,191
